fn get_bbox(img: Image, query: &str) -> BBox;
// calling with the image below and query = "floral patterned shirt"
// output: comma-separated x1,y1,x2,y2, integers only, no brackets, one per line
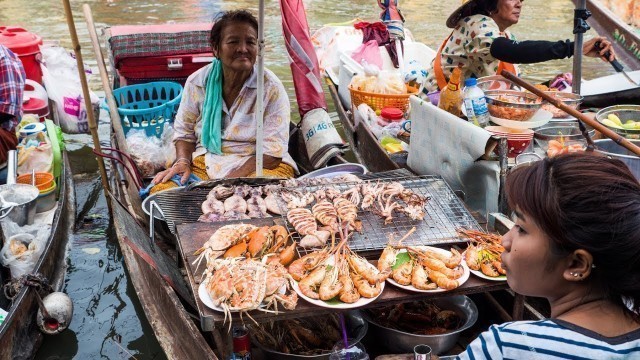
173,63,297,178
424,15,519,94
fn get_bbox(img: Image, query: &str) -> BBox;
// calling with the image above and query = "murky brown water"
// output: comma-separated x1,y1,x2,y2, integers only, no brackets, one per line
0,0,614,358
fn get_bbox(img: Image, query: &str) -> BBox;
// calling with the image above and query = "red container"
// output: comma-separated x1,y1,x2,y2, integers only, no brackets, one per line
107,23,213,86
0,26,43,84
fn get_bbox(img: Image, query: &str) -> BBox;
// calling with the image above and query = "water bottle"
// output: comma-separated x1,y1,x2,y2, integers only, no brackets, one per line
463,78,490,128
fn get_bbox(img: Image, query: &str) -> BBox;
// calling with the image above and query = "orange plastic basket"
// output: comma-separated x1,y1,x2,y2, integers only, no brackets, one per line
17,172,55,191
349,85,420,113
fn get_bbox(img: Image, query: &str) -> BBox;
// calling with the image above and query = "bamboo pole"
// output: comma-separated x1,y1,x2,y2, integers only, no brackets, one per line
61,0,113,205
82,5,133,173
501,70,640,157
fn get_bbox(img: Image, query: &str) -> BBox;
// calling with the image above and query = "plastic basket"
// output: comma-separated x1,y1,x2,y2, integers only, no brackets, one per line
17,172,55,191
349,85,419,113
111,81,183,138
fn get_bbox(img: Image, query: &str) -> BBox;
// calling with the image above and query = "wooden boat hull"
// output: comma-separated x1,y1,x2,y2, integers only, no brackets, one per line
0,155,75,360
325,76,401,173
574,0,640,70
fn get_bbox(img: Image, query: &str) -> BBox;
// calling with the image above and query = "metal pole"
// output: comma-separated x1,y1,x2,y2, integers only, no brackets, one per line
61,0,113,205
255,0,265,177
572,0,590,95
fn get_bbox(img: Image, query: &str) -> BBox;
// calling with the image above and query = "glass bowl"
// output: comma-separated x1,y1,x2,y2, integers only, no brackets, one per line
540,92,583,118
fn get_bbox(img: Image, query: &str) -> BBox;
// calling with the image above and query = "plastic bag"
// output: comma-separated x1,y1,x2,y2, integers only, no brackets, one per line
0,233,45,278
41,46,99,134
127,122,176,177
349,71,405,94
17,132,53,175
350,40,383,70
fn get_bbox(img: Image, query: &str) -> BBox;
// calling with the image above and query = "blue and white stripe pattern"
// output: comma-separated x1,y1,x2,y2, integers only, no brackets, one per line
456,319,640,359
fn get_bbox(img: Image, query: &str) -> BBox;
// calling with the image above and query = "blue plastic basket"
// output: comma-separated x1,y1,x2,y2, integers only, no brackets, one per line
111,81,183,138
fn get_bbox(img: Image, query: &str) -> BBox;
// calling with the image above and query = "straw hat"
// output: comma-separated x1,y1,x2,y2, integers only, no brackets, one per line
446,0,484,28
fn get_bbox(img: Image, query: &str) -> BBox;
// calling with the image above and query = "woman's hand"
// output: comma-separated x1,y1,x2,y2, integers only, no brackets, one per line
583,36,616,62
152,160,192,185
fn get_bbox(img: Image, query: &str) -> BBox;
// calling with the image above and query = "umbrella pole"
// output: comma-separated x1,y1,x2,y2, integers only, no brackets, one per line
61,0,113,207
572,0,590,95
255,0,265,177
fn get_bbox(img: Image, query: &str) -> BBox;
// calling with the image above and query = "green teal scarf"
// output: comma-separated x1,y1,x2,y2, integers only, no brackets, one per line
201,59,223,155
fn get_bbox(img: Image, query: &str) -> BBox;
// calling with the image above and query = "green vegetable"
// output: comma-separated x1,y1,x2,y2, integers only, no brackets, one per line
391,252,411,270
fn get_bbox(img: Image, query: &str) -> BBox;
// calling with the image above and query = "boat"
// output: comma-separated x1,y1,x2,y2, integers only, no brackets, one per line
572,0,640,107
573,0,640,71
0,127,75,359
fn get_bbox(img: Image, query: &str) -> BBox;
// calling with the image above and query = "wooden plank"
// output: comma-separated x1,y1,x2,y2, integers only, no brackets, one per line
176,222,509,331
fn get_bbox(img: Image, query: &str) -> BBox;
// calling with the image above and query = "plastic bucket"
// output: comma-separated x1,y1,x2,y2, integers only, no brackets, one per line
36,183,57,213
17,172,54,192
0,26,43,84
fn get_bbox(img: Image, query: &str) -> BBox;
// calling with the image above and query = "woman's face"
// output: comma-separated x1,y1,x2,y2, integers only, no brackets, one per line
501,209,566,298
493,0,523,30
214,22,258,73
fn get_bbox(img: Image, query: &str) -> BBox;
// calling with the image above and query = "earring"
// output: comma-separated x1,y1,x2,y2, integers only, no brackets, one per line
591,264,596,269
571,272,579,277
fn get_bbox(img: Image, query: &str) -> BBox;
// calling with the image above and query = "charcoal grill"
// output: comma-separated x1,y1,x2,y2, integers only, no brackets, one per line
278,174,482,255
149,172,483,255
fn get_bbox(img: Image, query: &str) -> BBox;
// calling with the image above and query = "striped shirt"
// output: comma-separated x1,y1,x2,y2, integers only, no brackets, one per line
456,319,640,360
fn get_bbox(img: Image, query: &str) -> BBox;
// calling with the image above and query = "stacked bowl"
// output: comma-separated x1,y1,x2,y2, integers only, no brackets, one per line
485,126,534,157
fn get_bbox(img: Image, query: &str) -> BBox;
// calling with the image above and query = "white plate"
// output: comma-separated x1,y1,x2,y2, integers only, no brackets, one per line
490,109,552,129
468,268,507,281
461,251,507,282
198,282,272,312
292,259,384,309
386,246,470,293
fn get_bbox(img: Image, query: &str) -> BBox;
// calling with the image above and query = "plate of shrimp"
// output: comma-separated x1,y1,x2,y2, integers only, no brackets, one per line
459,229,507,281
382,246,470,293
288,238,386,309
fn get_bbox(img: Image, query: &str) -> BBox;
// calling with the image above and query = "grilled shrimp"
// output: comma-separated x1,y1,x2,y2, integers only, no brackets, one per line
428,270,459,290
464,245,481,271
392,260,414,286
416,252,464,280
338,262,360,303
298,265,326,300
351,273,382,298
319,261,343,301
411,264,437,290
288,249,329,281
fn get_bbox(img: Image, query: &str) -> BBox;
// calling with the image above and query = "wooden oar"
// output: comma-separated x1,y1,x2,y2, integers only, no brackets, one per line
500,70,640,157
61,0,113,200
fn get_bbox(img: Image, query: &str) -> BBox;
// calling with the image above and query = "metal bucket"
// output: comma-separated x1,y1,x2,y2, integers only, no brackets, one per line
0,183,40,226
594,139,640,180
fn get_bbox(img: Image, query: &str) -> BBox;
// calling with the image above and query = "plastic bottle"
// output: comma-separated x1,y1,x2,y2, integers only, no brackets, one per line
463,78,490,128
438,67,464,117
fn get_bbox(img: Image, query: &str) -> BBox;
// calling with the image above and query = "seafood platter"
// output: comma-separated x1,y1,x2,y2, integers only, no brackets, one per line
459,229,507,281
169,174,505,329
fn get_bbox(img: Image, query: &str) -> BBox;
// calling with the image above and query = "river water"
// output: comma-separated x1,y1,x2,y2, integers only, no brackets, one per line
0,0,614,358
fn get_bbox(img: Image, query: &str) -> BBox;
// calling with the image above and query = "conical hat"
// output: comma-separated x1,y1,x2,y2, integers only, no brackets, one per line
446,0,481,28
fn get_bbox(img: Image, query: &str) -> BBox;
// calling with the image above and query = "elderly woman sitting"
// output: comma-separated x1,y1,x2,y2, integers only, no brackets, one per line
152,10,296,192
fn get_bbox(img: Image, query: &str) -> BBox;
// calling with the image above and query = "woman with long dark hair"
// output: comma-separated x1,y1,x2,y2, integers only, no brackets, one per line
458,153,640,359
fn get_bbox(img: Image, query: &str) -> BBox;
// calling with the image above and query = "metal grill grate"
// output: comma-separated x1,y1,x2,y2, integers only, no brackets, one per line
279,175,482,255
151,187,212,233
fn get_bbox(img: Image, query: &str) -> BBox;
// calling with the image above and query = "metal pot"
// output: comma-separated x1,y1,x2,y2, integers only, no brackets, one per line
362,296,478,355
252,311,368,360
0,184,40,226
595,139,640,180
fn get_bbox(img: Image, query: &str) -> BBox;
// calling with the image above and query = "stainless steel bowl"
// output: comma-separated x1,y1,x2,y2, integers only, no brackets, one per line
596,105,640,139
0,183,39,226
541,92,583,118
595,139,640,180
362,296,478,355
485,90,542,121
252,311,368,360
534,124,595,151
